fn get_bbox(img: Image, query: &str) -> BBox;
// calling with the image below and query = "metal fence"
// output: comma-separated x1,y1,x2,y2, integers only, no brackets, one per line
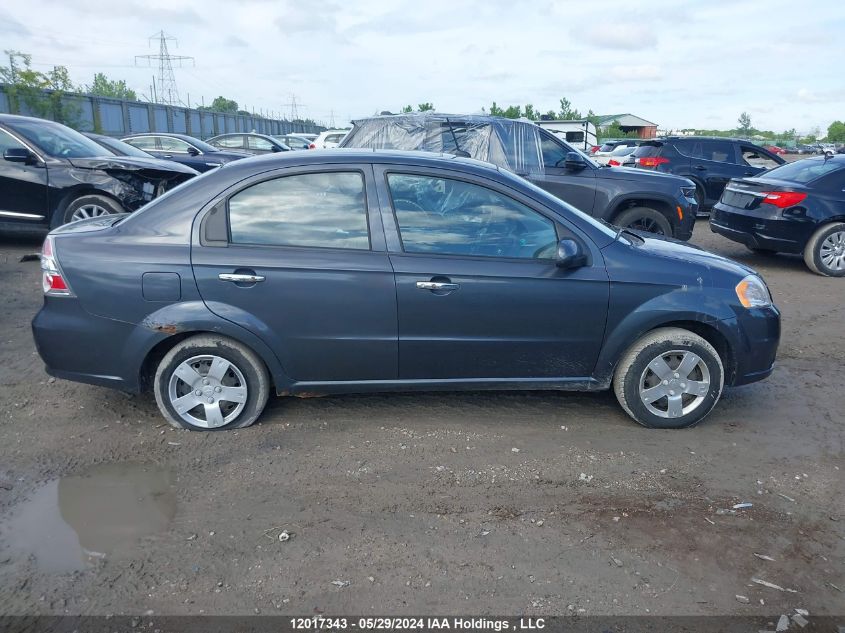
0,85,323,139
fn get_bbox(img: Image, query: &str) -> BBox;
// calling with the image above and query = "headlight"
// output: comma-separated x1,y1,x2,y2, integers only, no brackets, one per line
681,185,696,199
735,275,772,308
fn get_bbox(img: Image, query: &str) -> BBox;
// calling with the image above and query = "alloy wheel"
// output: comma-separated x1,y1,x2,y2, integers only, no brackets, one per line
638,350,711,419
167,355,248,428
820,230,845,272
626,216,665,235
70,204,112,222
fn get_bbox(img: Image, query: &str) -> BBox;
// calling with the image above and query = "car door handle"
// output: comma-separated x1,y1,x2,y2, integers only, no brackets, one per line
219,273,265,283
694,165,707,171
162,154,173,159
416,281,459,291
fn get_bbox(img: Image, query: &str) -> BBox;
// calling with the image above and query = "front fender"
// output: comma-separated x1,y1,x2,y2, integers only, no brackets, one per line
592,297,739,386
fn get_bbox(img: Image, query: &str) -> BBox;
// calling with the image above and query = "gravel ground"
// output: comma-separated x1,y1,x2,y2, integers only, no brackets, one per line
0,220,842,618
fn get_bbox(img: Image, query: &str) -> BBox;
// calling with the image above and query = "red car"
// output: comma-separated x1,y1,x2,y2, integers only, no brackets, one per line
765,145,787,155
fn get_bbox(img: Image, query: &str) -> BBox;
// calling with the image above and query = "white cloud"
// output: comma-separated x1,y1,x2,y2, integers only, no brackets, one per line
608,64,662,81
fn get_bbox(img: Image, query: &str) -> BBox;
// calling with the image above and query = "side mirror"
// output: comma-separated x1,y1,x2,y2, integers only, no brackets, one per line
563,151,587,171
271,145,283,153
555,238,588,269
4,147,34,164
187,147,200,156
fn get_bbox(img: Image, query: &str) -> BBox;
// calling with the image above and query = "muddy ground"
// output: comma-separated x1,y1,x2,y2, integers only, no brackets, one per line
0,220,842,618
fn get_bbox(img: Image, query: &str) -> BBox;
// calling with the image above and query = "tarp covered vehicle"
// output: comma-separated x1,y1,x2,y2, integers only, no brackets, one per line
340,113,697,240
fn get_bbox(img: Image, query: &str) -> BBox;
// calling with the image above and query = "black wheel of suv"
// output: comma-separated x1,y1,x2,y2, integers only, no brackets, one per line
804,222,845,277
153,335,270,431
614,206,673,237
613,328,725,429
60,194,125,227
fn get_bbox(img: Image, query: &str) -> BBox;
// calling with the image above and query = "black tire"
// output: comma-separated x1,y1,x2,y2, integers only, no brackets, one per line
614,206,673,237
693,187,709,217
803,222,845,277
153,335,270,431
58,194,125,227
613,328,725,429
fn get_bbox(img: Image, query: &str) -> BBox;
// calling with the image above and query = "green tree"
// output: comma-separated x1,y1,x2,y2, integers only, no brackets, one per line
199,96,239,113
86,72,137,101
400,104,413,113
0,51,79,124
737,112,752,136
417,102,435,112
557,97,581,120
522,104,538,121
826,120,845,142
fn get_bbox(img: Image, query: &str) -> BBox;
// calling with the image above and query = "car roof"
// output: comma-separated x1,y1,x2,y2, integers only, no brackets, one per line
122,132,199,141
220,148,500,175
658,136,752,143
211,132,276,139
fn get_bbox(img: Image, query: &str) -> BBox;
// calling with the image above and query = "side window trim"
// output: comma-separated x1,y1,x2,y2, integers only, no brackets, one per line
223,166,375,252
382,169,560,261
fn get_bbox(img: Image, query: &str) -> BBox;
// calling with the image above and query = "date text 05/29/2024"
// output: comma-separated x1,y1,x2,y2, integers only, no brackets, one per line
290,617,546,631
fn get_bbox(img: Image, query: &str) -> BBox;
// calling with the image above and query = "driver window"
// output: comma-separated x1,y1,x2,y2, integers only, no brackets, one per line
387,173,558,260
0,130,26,154
741,147,779,169
539,133,570,170
158,137,192,153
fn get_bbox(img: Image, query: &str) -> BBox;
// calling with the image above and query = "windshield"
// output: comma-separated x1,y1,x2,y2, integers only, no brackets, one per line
759,158,844,184
610,145,637,156
10,119,111,158
183,137,220,153
95,136,153,158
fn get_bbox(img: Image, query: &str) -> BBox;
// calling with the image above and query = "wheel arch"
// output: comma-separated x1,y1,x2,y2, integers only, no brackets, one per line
607,195,677,228
595,314,738,388
50,187,126,228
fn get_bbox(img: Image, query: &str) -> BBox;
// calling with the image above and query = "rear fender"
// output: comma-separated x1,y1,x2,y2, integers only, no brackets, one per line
129,300,292,391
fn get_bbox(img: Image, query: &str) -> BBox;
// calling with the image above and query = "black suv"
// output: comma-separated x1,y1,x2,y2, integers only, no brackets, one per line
340,114,697,240
626,137,786,210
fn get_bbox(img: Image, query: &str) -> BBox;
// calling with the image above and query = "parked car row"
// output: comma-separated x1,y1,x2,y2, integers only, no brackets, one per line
0,114,197,230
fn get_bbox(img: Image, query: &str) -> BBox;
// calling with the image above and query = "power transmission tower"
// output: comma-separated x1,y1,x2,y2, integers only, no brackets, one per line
135,31,194,106
284,94,305,122
328,109,336,127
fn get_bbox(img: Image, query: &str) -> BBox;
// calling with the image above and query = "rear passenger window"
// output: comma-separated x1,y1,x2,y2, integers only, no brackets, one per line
684,140,734,163
228,172,369,249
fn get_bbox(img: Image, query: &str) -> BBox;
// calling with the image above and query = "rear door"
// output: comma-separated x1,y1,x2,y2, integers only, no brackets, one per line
247,136,277,154
192,165,397,382
0,128,48,223
687,140,740,205
375,166,609,381
529,130,597,213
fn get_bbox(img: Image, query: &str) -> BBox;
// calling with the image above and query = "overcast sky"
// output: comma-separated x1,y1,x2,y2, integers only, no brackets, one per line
2,0,843,133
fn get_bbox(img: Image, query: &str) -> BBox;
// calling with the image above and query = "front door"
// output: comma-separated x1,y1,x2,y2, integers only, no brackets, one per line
377,168,609,381
0,129,48,223
192,166,397,382
529,131,598,214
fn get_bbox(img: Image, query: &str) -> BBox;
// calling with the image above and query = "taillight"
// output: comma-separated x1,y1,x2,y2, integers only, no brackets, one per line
590,146,600,154
41,236,74,296
761,191,807,208
637,156,670,167
608,159,621,166
308,143,316,149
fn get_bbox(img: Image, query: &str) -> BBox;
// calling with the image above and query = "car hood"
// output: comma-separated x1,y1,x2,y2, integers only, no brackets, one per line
625,230,758,279
598,165,694,187
68,156,198,175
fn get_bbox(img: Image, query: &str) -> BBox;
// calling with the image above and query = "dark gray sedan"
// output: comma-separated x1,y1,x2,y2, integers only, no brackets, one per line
32,150,780,431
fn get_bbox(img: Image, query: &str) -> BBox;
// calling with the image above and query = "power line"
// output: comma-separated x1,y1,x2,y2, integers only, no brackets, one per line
135,30,194,106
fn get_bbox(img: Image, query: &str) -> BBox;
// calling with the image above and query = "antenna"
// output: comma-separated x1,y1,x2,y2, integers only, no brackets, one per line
135,30,194,106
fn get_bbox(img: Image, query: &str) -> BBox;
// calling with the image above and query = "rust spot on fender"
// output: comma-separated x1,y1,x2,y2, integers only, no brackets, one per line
141,317,182,335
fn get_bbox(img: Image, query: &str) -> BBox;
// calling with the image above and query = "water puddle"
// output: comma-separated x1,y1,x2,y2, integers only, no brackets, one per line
1,463,175,573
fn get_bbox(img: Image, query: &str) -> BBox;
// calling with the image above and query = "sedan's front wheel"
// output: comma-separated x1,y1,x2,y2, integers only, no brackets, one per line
154,335,270,431
613,328,724,429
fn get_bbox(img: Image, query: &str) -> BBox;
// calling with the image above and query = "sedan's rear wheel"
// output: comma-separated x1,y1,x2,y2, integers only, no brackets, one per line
804,222,845,277
154,335,270,431
614,206,673,237
613,328,724,429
